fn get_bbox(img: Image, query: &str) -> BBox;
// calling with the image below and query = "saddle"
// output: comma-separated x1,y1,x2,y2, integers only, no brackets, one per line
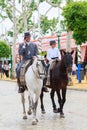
46,60,59,89
19,60,33,87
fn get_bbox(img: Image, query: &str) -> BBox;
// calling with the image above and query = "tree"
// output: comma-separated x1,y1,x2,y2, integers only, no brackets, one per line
62,1,87,83
62,1,87,45
40,15,58,34
0,40,10,58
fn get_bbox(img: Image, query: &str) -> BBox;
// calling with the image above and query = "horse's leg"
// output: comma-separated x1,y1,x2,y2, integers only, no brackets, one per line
56,89,63,117
50,89,57,113
21,93,27,119
27,95,32,115
32,100,38,125
40,88,46,114
60,88,67,118
56,88,66,118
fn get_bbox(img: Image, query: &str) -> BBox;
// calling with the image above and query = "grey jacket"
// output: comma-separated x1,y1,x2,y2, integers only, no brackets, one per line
19,42,38,61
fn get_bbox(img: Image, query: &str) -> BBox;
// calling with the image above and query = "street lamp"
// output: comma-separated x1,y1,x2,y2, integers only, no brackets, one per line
57,31,61,50
9,43,13,79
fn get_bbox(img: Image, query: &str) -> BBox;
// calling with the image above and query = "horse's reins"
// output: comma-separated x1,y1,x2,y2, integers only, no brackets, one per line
32,59,46,79
37,60,47,79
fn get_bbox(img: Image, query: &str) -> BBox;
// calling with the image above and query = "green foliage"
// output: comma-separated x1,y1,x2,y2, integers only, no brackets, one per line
0,0,13,21
39,0,45,2
0,0,6,8
50,0,61,4
29,0,37,10
40,15,58,34
0,0,59,38
6,6,13,21
0,40,10,58
8,31,13,37
18,0,21,3
39,51,47,56
66,0,73,4
62,1,87,45
60,20,67,31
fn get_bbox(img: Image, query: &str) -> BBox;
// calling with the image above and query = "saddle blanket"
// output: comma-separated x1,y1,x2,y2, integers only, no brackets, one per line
19,60,32,86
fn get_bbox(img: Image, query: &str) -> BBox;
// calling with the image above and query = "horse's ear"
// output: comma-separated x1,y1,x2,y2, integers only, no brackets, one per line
62,50,66,55
71,50,74,55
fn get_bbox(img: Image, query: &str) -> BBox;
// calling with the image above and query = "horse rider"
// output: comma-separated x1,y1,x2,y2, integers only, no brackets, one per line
16,32,48,93
16,32,38,93
46,40,61,86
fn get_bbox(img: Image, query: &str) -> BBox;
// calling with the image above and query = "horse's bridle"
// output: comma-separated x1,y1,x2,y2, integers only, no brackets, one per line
32,59,46,79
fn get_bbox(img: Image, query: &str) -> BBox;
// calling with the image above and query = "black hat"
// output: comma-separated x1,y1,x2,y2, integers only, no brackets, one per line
50,40,56,45
24,32,31,37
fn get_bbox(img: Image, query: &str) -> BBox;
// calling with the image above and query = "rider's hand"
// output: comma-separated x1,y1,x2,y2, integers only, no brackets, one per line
23,42,27,48
23,45,26,48
33,56,36,60
23,40,27,48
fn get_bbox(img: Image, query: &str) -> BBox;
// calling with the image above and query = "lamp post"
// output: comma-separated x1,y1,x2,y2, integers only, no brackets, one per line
57,31,61,50
10,43,12,79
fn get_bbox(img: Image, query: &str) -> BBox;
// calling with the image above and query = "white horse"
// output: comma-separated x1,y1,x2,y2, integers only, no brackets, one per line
20,56,46,125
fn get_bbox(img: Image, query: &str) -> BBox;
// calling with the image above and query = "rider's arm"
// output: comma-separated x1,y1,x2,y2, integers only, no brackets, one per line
19,44,26,56
34,44,38,56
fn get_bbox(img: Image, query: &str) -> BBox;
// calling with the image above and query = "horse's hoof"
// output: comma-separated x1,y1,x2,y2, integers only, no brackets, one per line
60,113,65,118
53,109,58,113
27,109,32,115
32,120,37,125
35,118,39,122
41,110,46,114
23,115,27,120
57,108,60,113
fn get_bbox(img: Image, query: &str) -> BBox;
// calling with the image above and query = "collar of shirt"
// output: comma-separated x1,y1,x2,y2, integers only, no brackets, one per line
26,42,30,45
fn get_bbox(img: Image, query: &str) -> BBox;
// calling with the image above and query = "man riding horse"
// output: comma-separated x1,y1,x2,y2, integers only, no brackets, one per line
16,32,48,93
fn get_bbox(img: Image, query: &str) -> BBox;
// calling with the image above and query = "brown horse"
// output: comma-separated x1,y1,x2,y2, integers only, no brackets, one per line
40,51,74,117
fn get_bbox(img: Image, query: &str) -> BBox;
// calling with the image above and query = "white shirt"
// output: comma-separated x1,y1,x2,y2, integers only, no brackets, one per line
47,47,61,61
72,64,77,71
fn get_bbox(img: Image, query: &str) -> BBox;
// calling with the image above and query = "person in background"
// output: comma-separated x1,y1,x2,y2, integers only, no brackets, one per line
72,63,77,75
1,64,5,75
4,62,9,78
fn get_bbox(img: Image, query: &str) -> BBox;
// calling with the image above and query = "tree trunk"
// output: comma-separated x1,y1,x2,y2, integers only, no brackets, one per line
22,0,27,31
66,30,72,52
12,0,16,78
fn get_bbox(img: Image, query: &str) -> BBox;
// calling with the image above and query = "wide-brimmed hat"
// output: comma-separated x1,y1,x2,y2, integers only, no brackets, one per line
50,40,56,45
24,32,31,37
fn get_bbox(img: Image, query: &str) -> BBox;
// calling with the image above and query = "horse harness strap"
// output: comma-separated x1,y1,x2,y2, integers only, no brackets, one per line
32,66,39,79
32,60,46,79
39,61,46,77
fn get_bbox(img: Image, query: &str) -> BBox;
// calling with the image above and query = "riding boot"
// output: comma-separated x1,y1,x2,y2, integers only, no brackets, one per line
46,71,50,86
17,78,25,93
46,69,53,87
46,77,50,86
42,86,49,92
18,86,25,93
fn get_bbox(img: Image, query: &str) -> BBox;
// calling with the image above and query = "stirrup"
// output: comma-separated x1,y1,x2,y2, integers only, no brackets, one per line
18,87,25,93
